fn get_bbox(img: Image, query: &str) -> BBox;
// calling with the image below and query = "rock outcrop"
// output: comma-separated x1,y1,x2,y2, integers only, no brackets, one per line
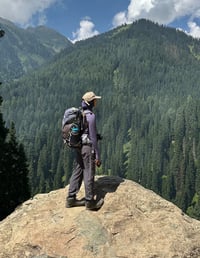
0,176,200,258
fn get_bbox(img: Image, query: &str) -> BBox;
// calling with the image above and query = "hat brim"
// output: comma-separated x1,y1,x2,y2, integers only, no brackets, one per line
94,96,101,99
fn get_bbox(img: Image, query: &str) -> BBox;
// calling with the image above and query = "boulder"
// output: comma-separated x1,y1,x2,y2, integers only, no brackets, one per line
0,176,200,258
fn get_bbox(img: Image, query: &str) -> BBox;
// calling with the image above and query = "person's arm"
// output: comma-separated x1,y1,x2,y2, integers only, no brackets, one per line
87,113,101,162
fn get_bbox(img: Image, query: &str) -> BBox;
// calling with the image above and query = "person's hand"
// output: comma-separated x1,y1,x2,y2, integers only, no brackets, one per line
97,133,103,141
95,160,101,167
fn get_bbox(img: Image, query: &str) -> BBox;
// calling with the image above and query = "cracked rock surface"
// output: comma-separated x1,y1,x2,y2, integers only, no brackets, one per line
0,176,200,258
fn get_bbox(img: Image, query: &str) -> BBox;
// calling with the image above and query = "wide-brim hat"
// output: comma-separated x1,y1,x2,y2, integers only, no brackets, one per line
82,91,101,105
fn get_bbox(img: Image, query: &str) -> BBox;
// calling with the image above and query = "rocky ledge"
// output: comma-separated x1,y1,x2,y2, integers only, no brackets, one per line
0,176,200,258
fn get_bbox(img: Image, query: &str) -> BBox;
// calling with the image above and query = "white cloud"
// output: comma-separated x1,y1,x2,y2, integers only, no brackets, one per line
0,0,59,27
38,13,47,26
113,0,200,38
71,18,99,43
112,12,127,27
187,21,200,38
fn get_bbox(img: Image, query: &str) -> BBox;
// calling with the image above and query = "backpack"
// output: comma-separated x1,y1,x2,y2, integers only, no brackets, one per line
62,107,84,148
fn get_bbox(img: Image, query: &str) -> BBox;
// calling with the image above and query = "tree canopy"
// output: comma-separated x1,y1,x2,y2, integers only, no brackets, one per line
1,19,200,219
0,97,30,220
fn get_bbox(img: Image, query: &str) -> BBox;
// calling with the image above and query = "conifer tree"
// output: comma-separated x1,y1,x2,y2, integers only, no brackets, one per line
6,122,30,214
0,100,30,220
0,96,9,219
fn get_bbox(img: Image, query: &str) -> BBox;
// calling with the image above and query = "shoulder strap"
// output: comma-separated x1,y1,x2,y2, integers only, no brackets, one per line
82,110,92,132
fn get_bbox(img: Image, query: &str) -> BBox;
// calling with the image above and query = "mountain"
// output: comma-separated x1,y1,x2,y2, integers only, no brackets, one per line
0,176,200,258
1,19,200,220
0,17,72,82
26,25,72,53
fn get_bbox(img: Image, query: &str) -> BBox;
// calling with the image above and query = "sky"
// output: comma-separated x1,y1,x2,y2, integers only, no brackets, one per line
0,0,200,43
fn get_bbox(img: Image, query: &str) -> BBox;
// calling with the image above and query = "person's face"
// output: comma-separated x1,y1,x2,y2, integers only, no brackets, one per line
94,99,97,107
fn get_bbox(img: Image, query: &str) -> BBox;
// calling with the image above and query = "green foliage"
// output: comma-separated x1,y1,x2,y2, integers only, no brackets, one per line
187,193,200,219
0,101,30,220
0,17,71,82
1,19,200,219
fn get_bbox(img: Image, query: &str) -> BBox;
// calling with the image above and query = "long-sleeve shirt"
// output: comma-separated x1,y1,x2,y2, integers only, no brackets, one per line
84,110,100,160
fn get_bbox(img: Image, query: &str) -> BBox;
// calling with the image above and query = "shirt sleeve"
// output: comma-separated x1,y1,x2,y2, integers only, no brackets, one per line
86,112,100,160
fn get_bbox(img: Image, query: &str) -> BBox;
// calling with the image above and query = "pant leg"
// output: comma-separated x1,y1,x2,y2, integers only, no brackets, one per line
68,148,84,197
82,145,96,201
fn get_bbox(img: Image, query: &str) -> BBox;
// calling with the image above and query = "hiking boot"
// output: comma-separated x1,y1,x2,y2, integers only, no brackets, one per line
85,198,104,211
66,196,85,208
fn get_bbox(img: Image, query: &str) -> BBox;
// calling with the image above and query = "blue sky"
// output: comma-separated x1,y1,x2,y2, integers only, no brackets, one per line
0,0,200,42
45,0,130,41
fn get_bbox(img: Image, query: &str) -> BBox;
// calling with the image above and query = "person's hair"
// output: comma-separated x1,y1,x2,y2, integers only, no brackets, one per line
82,99,94,110
88,100,94,109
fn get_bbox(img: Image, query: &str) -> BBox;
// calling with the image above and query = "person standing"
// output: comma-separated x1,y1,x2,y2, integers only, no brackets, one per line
66,91,104,210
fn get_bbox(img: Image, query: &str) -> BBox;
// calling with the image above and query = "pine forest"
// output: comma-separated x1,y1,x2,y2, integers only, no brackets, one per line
1,19,200,220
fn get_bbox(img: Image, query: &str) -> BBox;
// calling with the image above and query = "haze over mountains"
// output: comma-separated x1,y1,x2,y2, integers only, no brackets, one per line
0,17,71,82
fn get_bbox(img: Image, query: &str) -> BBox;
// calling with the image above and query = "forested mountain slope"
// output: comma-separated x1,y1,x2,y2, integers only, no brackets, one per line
0,17,71,82
1,19,200,219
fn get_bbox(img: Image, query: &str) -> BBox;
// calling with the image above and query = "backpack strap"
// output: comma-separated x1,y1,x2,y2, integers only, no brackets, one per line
82,109,92,133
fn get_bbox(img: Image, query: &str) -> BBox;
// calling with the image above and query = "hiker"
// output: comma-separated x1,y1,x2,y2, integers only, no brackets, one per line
66,91,104,210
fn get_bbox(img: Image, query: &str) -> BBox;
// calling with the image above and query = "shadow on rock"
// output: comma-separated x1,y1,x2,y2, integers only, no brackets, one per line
94,176,124,202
